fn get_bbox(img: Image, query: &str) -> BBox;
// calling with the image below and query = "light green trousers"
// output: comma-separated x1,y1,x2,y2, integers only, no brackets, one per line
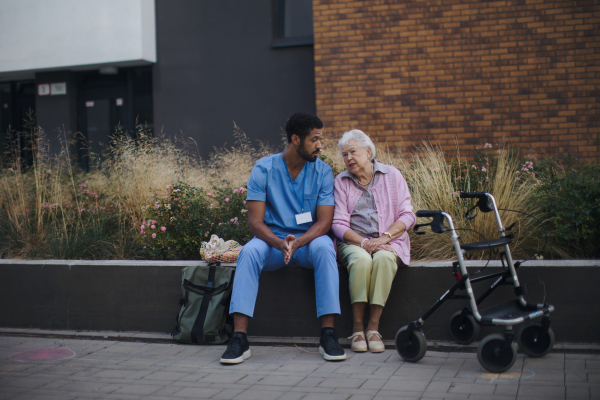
337,242,401,306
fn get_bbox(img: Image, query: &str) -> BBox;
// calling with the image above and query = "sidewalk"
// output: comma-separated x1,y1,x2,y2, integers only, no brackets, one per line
0,329,598,400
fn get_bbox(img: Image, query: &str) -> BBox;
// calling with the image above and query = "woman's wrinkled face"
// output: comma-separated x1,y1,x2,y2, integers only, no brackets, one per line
341,140,372,175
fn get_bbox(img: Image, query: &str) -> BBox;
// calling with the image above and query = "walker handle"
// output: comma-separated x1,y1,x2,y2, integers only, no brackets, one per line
459,191,488,199
416,210,437,218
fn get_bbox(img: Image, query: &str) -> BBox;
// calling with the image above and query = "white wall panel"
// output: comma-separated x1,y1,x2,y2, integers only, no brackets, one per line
0,0,156,73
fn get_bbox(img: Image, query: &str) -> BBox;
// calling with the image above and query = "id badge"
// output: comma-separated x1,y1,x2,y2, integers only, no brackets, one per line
295,211,313,225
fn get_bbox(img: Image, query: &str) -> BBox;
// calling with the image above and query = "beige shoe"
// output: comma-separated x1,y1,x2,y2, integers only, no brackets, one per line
348,331,367,352
366,330,385,353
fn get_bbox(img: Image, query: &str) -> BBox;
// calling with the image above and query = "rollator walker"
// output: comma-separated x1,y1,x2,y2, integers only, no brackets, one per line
395,192,555,373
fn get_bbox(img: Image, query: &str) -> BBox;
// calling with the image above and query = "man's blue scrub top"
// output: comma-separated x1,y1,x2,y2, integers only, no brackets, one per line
245,153,335,239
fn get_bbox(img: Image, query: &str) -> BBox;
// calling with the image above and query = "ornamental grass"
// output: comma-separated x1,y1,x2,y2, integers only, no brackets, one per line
0,119,592,261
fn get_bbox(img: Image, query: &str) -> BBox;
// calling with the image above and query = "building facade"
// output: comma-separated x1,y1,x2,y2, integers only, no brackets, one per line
0,0,316,161
1,0,598,161
313,0,600,159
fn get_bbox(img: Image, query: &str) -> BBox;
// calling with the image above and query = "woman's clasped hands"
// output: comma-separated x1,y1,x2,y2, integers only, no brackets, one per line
361,237,394,254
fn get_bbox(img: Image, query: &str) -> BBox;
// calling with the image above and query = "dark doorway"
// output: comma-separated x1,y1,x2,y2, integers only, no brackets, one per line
77,67,153,170
0,81,36,165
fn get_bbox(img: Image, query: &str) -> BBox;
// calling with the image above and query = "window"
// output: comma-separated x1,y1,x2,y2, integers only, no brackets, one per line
272,0,314,47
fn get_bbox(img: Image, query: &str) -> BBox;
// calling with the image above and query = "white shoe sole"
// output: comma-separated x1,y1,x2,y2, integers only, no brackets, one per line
351,342,368,352
220,349,251,364
319,346,347,361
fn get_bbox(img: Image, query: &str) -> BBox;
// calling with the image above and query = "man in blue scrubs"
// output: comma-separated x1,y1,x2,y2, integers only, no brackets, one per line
220,113,346,364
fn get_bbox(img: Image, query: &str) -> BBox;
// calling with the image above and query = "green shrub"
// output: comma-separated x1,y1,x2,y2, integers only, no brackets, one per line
138,182,251,260
535,158,600,258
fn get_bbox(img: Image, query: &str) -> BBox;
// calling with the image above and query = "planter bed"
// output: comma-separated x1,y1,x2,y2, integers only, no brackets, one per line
1,259,598,343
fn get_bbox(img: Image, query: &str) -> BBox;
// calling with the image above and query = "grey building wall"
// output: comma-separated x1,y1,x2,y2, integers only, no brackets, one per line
35,71,78,156
153,0,317,157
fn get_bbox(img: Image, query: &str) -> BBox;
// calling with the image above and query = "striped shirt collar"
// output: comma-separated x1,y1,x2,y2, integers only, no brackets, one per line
339,160,388,180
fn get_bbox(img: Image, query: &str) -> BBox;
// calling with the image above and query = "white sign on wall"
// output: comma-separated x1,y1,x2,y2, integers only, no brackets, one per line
38,84,50,96
51,82,67,95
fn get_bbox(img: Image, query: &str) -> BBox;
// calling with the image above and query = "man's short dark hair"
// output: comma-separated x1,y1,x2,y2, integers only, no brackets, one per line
285,113,324,143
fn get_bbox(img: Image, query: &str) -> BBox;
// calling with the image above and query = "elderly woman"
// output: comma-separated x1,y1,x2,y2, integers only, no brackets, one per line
332,129,415,353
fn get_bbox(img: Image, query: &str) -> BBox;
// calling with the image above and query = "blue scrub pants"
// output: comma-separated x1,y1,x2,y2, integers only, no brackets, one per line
229,235,341,318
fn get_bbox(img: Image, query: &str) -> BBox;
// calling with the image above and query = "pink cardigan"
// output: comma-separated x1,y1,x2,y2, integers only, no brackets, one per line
332,162,416,266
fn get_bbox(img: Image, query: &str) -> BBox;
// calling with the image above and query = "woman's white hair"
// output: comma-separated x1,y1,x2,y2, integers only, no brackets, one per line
338,129,376,161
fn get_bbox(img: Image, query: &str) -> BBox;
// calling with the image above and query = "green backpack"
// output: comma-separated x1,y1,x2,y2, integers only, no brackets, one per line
172,263,235,344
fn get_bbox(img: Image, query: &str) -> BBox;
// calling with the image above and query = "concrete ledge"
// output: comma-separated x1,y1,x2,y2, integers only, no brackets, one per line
1,259,599,343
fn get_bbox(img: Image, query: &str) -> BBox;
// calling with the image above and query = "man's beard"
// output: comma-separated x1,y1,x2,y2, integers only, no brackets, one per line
297,141,319,162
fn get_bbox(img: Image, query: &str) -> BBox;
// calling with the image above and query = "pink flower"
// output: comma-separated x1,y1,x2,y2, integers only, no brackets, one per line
243,200,246,204
481,167,486,172
484,143,492,149
207,193,212,196
153,220,157,224
151,225,156,229
143,246,146,249
166,184,172,189
79,183,87,189
239,187,245,193
152,233,156,239
141,224,145,229
161,226,166,231
174,198,178,201
225,198,229,202
233,189,239,194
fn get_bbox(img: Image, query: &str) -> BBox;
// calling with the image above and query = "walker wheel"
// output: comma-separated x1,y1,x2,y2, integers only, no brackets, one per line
449,310,480,345
517,323,555,358
477,333,517,373
395,325,427,362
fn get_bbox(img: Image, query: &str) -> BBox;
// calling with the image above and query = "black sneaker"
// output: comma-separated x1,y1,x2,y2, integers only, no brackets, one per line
319,328,347,361
220,332,251,364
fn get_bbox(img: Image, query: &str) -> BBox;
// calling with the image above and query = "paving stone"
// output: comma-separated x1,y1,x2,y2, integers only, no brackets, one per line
566,360,587,370
448,382,496,395
276,392,306,400
360,379,386,390
517,384,565,398
566,372,588,383
1,335,600,400
232,389,286,400
114,384,163,395
424,381,452,393
586,360,600,370
494,384,519,396
258,375,306,386
319,377,367,389
373,391,425,400
299,393,349,400
346,395,376,400
10,395,76,400
199,373,248,384
590,386,600,400
212,389,245,399
171,387,223,398
566,386,590,399
380,379,428,392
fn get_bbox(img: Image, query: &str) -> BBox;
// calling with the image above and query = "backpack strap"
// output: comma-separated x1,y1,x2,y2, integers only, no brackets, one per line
191,264,216,343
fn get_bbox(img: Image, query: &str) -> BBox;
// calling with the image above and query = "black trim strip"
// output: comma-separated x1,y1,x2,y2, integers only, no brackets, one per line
190,265,216,344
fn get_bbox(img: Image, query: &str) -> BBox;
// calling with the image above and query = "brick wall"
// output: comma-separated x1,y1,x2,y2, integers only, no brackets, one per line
313,0,600,159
